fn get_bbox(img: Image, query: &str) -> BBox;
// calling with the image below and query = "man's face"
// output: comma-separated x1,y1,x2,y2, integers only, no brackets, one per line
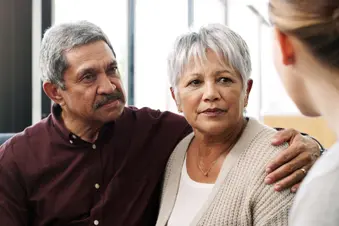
58,40,126,124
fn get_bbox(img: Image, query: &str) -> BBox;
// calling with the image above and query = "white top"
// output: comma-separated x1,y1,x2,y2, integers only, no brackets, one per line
290,142,339,226
168,156,214,226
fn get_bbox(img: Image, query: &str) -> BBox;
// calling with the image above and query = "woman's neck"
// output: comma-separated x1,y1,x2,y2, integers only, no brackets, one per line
193,118,247,158
310,82,339,138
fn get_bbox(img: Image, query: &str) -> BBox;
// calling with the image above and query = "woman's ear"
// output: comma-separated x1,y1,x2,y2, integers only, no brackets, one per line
170,87,182,113
274,27,295,65
244,79,253,107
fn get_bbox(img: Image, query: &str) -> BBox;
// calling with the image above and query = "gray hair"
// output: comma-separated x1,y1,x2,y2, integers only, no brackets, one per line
168,23,251,93
39,20,116,89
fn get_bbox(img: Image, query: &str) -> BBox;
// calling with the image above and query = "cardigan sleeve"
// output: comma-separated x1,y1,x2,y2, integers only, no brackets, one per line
250,156,294,226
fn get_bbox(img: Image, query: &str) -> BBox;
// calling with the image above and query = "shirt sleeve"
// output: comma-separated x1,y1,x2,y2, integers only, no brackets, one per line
179,123,192,140
0,143,29,226
289,167,339,226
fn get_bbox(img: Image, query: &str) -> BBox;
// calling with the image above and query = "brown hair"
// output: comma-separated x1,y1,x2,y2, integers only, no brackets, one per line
269,0,339,68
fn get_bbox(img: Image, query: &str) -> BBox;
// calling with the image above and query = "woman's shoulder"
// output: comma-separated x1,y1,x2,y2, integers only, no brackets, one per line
234,118,289,183
230,118,294,225
244,118,288,156
246,117,278,138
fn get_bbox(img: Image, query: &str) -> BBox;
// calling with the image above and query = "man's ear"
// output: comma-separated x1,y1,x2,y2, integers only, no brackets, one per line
170,87,182,113
274,27,295,65
43,82,64,106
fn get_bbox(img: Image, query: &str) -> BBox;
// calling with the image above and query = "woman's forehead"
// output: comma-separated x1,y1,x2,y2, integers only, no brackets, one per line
184,51,234,73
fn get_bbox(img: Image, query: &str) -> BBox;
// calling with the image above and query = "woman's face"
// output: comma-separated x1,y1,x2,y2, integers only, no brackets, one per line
173,50,250,136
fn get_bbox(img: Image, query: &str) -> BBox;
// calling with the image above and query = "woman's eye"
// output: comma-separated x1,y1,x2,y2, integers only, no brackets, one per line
218,77,233,83
188,80,201,86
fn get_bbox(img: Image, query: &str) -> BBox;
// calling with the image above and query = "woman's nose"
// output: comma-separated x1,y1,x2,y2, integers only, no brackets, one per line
202,83,220,102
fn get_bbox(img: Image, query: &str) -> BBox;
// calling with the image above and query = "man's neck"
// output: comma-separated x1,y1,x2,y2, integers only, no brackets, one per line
61,111,102,143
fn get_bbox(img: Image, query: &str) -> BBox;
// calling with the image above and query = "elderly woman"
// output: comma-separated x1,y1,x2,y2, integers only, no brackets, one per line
156,24,294,226
269,0,339,225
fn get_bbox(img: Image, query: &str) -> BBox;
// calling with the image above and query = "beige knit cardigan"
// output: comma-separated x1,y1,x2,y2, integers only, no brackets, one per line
156,118,295,226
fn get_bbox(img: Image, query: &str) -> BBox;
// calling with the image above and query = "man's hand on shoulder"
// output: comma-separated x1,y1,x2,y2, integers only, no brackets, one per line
264,128,321,192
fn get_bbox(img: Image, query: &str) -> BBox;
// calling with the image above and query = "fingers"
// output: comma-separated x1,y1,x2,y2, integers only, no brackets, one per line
266,129,322,192
266,142,302,174
271,128,299,146
265,150,311,185
291,183,301,193
272,164,311,192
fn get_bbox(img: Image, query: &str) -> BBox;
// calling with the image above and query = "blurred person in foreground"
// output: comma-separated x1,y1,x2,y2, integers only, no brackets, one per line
156,24,297,226
0,21,321,226
269,0,339,225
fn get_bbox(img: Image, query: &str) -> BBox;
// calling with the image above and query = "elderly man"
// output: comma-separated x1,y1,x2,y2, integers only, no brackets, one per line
0,21,321,226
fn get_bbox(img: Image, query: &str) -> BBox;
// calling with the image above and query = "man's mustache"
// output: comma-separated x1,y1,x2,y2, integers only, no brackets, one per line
93,92,124,110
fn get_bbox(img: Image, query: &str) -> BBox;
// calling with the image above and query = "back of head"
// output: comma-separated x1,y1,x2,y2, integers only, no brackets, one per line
39,21,115,89
269,0,339,69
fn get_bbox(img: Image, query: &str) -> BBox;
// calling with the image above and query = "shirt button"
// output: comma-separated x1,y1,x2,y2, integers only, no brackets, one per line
94,220,99,225
72,134,77,139
92,144,96,149
94,183,100,189
69,140,73,144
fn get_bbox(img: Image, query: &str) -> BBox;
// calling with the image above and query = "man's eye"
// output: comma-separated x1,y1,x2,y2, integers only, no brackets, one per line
107,66,118,75
188,80,201,86
83,73,95,81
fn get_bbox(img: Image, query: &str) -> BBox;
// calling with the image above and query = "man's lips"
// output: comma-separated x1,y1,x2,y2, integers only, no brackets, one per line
101,99,121,108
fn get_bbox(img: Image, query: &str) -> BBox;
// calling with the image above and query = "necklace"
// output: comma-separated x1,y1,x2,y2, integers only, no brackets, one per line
197,119,248,177
197,149,224,176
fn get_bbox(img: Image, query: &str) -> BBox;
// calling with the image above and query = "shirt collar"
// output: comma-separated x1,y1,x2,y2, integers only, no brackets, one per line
51,103,75,142
50,103,115,145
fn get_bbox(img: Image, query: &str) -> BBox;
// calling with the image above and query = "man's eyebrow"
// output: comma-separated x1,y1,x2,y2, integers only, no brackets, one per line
78,67,97,77
105,60,118,69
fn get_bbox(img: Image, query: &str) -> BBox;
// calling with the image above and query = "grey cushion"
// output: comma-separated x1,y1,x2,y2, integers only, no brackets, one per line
0,133,14,145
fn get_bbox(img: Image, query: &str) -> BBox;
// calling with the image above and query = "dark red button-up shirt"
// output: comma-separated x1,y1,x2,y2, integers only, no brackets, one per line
0,104,191,226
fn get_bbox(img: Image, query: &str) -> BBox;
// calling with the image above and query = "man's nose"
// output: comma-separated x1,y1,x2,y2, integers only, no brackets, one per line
97,75,116,95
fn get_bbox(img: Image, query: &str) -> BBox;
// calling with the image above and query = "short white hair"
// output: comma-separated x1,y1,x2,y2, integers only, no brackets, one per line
167,23,251,93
